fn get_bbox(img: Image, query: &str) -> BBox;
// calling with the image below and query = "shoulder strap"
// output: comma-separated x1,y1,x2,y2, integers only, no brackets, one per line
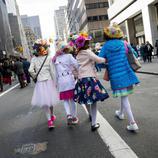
124,41,128,53
35,54,48,79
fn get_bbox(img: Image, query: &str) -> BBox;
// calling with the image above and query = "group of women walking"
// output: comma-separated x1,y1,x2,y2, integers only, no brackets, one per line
29,23,140,132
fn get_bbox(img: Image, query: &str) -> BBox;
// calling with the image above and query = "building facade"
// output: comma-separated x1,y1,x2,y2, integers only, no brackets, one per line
54,6,68,40
8,13,21,46
21,15,42,39
0,0,14,58
67,0,109,43
6,0,30,60
67,0,82,33
24,26,36,54
108,0,158,46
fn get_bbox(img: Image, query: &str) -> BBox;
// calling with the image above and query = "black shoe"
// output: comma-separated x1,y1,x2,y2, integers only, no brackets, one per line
67,115,72,126
91,123,100,132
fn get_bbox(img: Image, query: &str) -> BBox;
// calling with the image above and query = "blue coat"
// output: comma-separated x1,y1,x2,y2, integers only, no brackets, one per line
99,39,140,90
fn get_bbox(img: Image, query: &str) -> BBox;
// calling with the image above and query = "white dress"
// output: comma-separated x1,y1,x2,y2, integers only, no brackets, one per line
29,55,60,107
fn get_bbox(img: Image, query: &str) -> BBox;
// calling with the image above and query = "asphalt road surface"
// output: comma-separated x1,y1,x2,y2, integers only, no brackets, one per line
0,58,158,158
0,84,113,158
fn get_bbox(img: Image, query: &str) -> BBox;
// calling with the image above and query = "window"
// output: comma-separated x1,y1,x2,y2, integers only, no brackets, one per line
93,16,98,21
99,15,108,21
88,16,98,22
99,2,109,8
86,2,108,9
134,14,144,34
88,15,108,22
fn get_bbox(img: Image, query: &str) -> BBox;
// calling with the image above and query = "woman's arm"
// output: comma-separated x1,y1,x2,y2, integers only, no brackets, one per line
88,50,106,63
50,58,57,84
69,54,79,79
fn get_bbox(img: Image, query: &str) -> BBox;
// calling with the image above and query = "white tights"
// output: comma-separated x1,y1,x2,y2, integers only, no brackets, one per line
85,103,97,126
120,96,135,123
64,99,77,117
43,106,53,121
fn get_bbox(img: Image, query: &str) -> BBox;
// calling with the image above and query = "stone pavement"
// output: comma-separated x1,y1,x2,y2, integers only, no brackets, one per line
138,58,158,74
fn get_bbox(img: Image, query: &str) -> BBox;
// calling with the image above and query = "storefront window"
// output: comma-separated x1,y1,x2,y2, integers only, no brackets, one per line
134,14,144,34
133,14,145,45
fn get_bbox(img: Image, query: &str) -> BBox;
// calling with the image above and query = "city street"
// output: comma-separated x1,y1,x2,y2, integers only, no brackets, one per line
0,58,158,158
1,0,158,157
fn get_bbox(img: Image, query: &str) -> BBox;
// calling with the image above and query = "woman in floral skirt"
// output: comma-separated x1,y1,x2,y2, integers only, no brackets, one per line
74,33,109,131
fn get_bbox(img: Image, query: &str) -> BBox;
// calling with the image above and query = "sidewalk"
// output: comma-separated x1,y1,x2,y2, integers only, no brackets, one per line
139,58,158,74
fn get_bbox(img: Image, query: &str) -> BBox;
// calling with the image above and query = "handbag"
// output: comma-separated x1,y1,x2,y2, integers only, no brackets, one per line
32,77,37,83
124,41,141,71
30,55,48,83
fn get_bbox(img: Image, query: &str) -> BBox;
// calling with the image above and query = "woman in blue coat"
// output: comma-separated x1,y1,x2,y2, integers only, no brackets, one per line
99,23,140,132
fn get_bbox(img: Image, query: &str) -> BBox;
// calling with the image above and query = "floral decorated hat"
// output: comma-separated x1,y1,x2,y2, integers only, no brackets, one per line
67,32,79,47
104,23,124,39
33,39,50,56
75,32,92,49
52,41,70,62
56,41,69,51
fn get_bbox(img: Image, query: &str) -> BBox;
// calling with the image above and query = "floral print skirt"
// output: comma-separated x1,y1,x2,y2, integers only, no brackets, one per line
74,77,109,105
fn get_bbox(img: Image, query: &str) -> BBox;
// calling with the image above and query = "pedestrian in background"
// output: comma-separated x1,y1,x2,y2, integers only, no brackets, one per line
145,41,153,62
99,23,140,132
14,58,25,88
131,43,139,57
155,39,158,58
3,59,12,85
140,43,147,62
94,43,102,72
22,58,31,84
29,40,59,129
10,59,17,81
53,41,79,126
0,62,3,92
74,33,109,131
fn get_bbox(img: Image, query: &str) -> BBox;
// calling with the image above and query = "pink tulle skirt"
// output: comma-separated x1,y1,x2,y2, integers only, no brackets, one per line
60,89,74,100
31,80,60,107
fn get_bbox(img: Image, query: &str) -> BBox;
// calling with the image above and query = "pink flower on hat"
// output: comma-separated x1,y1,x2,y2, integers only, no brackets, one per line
75,36,86,49
69,41,74,47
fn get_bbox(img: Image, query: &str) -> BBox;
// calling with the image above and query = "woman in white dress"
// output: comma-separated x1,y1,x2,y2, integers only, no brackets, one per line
29,40,59,129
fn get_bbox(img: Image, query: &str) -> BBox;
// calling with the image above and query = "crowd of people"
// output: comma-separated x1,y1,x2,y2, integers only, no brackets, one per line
28,23,141,133
94,40,156,64
0,56,31,92
137,41,154,63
